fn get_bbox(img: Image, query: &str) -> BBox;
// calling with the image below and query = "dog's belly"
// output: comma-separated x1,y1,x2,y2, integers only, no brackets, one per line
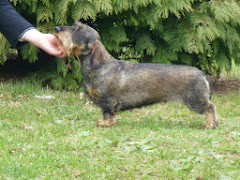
118,94,167,110
115,82,183,111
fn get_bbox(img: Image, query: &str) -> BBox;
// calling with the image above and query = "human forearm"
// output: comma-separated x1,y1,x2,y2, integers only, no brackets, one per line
0,0,33,48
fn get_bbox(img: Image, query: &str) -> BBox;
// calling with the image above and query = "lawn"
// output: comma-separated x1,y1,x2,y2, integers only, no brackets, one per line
0,79,240,179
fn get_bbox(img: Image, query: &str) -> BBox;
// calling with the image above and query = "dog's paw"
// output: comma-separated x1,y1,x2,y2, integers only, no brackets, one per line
203,123,215,129
214,118,219,127
97,119,116,127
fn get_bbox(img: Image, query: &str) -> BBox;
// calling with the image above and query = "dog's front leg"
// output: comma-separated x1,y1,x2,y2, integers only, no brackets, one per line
97,111,116,127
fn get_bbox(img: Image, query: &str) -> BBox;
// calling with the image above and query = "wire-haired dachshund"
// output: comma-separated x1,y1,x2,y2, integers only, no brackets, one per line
54,22,218,129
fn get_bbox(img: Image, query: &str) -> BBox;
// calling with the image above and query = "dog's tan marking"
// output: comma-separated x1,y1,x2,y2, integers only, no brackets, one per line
72,43,86,56
86,87,102,98
204,102,218,129
54,31,73,56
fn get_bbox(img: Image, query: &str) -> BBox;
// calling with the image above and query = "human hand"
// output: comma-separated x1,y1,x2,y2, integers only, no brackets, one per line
22,29,66,58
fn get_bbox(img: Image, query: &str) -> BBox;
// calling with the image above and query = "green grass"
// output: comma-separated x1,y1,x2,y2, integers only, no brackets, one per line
221,60,240,78
0,80,240,179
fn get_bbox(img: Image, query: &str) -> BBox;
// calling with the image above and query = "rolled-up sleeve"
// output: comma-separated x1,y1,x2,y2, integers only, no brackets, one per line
0,0,34,48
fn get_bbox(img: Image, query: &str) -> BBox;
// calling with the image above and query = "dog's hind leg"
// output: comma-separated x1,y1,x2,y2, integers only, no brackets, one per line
184,99,218,129
203,102,218,129
184,97,218,129
183,78,218,129
97,111,116,127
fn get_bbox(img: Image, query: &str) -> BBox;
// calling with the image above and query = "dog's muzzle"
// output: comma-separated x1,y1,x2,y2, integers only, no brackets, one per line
55,26,62,32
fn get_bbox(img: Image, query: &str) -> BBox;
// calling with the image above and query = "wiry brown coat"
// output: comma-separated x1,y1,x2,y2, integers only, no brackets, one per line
54,22,218,129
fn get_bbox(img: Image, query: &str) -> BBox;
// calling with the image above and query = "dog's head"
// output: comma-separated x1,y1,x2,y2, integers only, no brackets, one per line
55,22,112,69
54,22,100,57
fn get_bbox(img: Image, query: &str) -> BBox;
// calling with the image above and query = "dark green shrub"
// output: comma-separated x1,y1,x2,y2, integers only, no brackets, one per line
1,0,240,89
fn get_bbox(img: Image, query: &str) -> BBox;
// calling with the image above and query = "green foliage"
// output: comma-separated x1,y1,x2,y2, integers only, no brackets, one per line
29,56,83,91
1,0,240,89
54,56,83,90
21,44,39,63
0,34,11,64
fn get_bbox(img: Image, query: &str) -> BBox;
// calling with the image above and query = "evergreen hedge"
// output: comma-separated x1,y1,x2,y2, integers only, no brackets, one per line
1,0,240,90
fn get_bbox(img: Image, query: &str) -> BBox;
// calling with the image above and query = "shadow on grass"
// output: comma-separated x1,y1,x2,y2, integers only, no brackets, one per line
115,111,206,131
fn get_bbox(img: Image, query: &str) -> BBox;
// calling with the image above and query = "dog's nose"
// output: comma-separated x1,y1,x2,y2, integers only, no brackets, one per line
55,26,62,32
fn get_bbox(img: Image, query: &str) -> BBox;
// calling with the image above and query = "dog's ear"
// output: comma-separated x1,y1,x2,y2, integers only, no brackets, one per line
89,41,105,70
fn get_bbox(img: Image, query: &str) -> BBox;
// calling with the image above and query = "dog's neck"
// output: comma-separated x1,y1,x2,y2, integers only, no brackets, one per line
79,40,114,75
78,53,93,76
